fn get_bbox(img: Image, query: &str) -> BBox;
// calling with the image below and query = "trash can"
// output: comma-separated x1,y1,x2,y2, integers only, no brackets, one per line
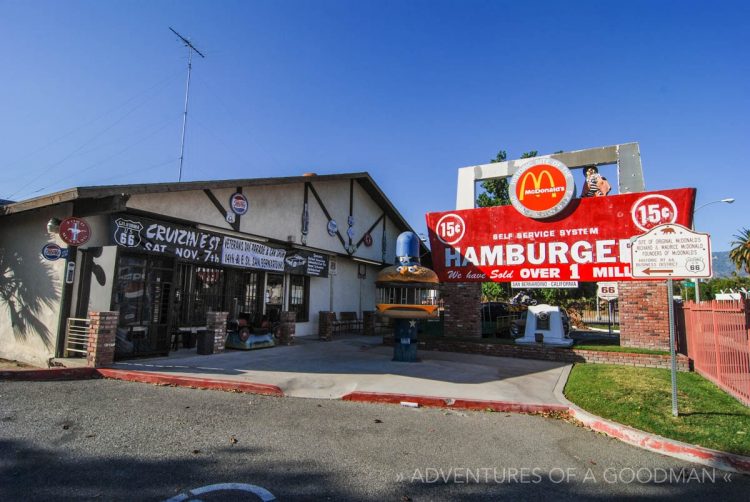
196,329,213,355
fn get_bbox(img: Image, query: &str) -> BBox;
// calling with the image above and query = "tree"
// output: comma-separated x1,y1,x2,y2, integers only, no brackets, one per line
729,228,750,274
476,150,538,208
477,149,537,301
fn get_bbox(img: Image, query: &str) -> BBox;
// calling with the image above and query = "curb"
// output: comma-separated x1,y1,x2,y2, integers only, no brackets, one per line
567,405,750,474
0,367,284,397
553,365,750,474
0,367,97,381
341,391,569,414
96,369,285,397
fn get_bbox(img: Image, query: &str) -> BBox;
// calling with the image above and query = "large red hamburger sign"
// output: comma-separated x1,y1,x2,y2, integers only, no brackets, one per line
426,188,696,283
509,158,575,219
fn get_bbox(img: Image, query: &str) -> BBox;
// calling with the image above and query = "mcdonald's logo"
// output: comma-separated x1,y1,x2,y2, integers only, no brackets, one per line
518,169,565,201
509,159,575,219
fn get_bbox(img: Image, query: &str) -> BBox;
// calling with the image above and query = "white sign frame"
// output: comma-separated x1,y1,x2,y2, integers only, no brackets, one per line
630,224,712,279
597,282,619,301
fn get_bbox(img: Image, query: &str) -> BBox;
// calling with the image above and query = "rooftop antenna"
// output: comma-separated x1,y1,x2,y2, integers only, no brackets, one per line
170,27,205,182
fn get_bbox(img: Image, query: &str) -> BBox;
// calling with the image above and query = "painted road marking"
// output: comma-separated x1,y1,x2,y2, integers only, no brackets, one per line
164,483,276,501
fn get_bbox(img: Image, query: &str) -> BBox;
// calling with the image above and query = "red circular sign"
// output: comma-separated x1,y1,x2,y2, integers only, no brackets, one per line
435,213,465,245
630,194,678,231
509,159,575,219
59,217,91,246
514,164,568,211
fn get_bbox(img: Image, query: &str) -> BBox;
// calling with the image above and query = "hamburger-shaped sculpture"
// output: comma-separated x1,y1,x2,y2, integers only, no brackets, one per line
376,231,440,362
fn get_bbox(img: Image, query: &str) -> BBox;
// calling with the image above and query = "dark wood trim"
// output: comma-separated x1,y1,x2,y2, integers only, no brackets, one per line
356,213,385,248
348,179,354,248
73,195,129,215
54,246,77,358
382,217,387,262
306,182,347,251
232,186,242,232
203,189,227,219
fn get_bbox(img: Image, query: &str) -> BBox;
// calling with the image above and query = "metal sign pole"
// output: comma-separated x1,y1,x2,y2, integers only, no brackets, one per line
667,279,679,417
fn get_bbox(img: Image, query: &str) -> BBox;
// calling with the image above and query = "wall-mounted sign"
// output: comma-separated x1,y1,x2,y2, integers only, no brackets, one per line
111,216,222,265
229,192,249,215
284,250,330,277
329,257,337,276
363,232,373,247
327,219,338,236
508,158,575,219
41,243,68,261
111,215,327,276
222,236,286,272
426,188,696,283
113,218,143,247
65,261,76,284
59,217,91,246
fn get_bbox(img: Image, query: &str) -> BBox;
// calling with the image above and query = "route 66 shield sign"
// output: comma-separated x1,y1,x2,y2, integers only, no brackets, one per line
114,218,143,248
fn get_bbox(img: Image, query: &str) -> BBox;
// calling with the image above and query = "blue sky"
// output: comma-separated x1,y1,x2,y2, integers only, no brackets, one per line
2,0,748,251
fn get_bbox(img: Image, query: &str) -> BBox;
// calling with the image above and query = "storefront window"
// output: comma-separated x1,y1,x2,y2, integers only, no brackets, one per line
226,270,262,324
176,264,225,326
265,273,284,323
288,274,309,322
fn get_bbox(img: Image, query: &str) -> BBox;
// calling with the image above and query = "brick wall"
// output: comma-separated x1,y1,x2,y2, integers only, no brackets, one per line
318,311,335,341
87,311,118,368
383,336,690,371
441,282,482,338
619,281,671,350
363,311,376,337
277,311,296,345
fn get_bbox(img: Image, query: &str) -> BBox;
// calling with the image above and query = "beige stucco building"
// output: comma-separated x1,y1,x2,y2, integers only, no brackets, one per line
0,173,424,366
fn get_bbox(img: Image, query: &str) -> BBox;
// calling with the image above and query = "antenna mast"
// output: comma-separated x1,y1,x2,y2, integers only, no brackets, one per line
170,27,205,182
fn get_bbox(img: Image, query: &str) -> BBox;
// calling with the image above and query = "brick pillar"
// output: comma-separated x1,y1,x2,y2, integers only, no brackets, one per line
87,311,118,368
619,281,670,350
441,282,482,338
363,311,375,336
318,311,334,341
278,311,296,345
206,312,228,354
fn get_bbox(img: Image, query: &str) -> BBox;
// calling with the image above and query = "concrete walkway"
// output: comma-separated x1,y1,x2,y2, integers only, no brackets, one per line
111,335,570,409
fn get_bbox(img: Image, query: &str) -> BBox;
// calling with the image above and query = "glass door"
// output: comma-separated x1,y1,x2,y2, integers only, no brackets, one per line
264,273,284,323
112,254,174,359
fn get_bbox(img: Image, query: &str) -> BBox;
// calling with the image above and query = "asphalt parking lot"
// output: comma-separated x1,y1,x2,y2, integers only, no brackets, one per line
2,379,748,501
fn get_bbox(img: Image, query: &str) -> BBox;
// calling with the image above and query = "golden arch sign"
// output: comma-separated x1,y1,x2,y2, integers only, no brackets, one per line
509,158,575,219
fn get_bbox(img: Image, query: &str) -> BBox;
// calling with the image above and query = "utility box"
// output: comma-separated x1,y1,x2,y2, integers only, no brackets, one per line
515,304,573,347
196,329,213,355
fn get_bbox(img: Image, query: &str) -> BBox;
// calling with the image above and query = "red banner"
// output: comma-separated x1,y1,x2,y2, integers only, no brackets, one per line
426,188,696,283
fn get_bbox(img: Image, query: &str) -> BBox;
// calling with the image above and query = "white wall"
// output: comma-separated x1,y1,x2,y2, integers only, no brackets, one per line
126,178,402,263
0,206,71,367
88,246,118,312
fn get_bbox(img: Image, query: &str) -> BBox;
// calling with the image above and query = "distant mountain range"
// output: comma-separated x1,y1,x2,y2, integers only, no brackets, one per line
712,251,748,277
